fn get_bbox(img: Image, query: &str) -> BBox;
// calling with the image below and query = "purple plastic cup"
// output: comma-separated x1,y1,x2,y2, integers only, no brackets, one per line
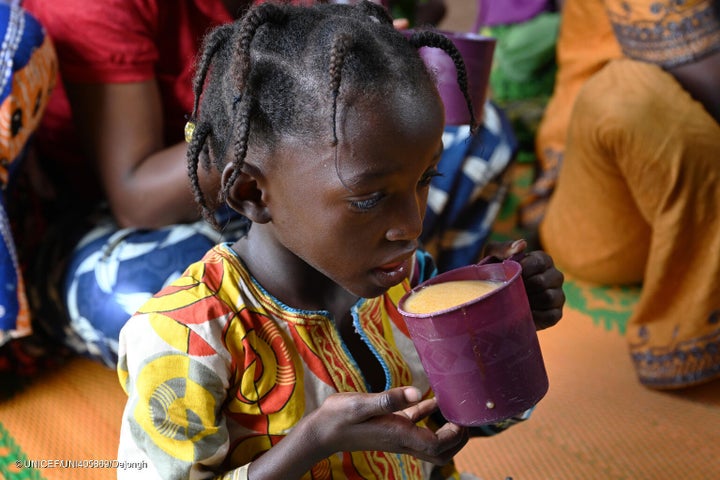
404,29,496,125
473,0,552,30
398,259,548,426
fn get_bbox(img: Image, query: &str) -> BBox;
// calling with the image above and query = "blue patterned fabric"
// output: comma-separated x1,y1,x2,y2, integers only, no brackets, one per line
0,1,55,345
60,210,248,367
0,201,20,334
421,100,518,272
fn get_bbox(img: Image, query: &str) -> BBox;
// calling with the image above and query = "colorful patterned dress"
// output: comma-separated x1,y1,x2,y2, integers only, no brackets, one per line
117,245,517,479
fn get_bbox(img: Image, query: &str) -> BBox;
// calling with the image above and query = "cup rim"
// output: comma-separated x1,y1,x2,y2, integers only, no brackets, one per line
397,260,522,319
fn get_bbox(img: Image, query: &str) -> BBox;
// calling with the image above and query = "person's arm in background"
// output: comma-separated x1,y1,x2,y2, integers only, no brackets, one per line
22,0,241,229
64,80,219,229
668,48,720,125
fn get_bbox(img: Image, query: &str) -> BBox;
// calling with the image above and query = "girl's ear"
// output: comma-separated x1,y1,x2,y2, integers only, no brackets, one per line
222,164,272,224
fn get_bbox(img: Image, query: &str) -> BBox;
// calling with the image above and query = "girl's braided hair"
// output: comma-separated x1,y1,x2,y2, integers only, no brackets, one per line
187,0,475,227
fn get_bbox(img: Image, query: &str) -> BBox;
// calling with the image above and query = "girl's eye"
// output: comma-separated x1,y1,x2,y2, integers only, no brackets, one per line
419,168,442,187
349,193,385,211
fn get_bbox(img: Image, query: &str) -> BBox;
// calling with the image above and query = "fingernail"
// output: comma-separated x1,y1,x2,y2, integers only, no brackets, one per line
404,387,421,403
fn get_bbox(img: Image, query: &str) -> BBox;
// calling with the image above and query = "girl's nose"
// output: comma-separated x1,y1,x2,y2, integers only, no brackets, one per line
385,195,424,242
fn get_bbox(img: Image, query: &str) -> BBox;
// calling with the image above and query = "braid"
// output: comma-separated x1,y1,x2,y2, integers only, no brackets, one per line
186,122,217,226
408,30,478,133
218,2,288,206
191,23,236,122
233,3,287,88
221,93,254,204
328,33,354,145
186,24,238,227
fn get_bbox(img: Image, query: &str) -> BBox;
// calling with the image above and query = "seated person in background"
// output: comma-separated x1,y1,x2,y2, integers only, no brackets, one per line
538,0,720,389
408,0,526,272
0,0,57,385
117,3,565,478
519,0,622,227
22,0,260,367
474,0,562,165
22,0,524,368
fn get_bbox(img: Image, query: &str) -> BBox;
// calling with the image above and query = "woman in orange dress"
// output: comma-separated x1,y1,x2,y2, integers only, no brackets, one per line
537,0,720,389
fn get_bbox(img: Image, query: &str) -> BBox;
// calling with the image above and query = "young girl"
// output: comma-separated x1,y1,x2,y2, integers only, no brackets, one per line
117,2,565,479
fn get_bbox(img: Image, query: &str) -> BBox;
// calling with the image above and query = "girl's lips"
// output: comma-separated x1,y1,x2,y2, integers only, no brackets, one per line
377,261,403,272
372,256,412,289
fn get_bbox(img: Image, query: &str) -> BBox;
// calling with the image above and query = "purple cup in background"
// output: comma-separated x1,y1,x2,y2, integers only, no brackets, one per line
473,0,552,30
404,29,496,125
398,259,548,426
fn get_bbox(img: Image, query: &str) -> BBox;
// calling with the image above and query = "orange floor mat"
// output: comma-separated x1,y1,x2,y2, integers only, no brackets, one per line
0,358,125,480
454,307,720,480
1,304,719,480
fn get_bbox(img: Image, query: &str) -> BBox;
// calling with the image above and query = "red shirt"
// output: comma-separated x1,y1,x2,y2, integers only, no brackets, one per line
23,0,238,194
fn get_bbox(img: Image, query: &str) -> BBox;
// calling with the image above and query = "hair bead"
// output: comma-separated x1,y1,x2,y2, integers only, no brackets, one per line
184,121,196,143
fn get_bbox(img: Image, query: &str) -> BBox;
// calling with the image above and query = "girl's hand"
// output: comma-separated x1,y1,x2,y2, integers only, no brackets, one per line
483,239,565,330
245,387,468,479
309,387,468,465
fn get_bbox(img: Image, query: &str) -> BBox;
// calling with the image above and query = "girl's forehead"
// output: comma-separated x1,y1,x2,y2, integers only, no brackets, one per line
342,87,444,135
337,100,443,179
263,85,444,181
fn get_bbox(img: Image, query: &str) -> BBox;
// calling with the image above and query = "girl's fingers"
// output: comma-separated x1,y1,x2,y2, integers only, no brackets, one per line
396,397,438,423
343,387,422,421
